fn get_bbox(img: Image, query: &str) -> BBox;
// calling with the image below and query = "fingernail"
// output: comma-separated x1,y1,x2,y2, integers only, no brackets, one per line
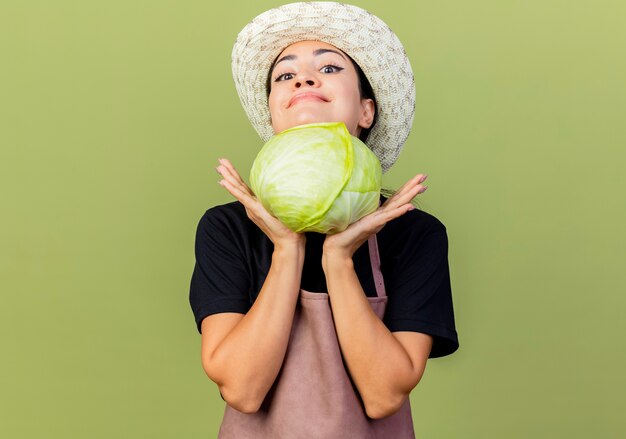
407,205,415,211
418,186,428,194
215,166,221,174
418,174,428,184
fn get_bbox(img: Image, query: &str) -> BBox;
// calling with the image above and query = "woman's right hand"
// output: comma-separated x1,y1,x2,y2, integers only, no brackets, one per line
216,158,305,249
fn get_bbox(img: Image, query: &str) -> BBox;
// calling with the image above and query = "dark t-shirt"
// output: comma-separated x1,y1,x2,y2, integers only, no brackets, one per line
189,195,459,358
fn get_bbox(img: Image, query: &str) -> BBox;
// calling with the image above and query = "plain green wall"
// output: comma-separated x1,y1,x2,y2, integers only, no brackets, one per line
1,0,625,437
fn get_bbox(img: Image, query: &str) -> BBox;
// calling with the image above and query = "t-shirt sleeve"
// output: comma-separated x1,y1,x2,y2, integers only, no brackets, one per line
383,222,459,358
189,208,251,334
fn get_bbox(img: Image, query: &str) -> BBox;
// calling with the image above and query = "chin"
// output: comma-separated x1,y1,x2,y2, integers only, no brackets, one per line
272,115,355,135
293,114,347,130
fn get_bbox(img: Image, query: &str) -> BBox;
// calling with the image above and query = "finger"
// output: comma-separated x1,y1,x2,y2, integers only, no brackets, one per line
220,183,274,238
216,161,298,238
219,177,281,229
219,158,254,195
394,173,428,196
394,185,427,209
398,174,427,196
217,163,254,198
216,160,246,185
217,166,245,192
398,181,428,202
219,178,258,211
348,203,412,238
218,158,243,183
215,164,254,196
382,174,427,206
384,180,427,210
379,201,417,224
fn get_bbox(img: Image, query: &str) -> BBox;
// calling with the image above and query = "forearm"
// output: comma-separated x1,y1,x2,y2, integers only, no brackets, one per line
323,255,418,419
209,242,305,411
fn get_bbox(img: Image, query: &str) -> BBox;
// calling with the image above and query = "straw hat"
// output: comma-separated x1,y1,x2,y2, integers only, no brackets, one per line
232,2,415,173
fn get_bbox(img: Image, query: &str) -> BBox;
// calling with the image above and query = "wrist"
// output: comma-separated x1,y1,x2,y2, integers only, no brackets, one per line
322,250,354,273
274,238,306,256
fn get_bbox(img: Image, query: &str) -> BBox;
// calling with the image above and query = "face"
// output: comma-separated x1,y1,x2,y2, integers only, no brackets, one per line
268,40,375,137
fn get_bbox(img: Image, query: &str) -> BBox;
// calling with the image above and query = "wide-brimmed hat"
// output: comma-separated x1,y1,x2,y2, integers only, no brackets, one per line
232,2,415,173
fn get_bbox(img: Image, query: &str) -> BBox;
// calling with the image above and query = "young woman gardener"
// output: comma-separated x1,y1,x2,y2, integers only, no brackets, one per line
189,3,459,437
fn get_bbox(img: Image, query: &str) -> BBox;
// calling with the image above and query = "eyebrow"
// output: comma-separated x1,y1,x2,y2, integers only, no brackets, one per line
273,48,347,69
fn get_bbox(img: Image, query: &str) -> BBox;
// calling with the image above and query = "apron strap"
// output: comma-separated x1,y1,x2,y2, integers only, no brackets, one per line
367,234,386,298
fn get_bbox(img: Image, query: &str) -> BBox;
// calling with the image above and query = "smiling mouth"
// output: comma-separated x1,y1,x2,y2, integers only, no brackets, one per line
288,93,328,107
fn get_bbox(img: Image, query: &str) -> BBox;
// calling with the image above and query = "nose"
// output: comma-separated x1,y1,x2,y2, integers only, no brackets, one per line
293,70,318,88
295,79,316,88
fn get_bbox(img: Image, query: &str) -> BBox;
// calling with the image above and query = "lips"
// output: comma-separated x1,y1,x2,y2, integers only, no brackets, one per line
288,92,328,108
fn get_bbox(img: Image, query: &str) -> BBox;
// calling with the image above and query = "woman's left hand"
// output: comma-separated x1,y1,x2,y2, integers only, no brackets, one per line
322,173,428,264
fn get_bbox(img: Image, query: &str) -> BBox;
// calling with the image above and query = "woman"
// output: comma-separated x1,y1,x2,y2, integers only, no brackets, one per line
189,3,459,437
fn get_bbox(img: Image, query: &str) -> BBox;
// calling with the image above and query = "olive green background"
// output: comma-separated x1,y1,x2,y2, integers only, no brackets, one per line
1,0,625,437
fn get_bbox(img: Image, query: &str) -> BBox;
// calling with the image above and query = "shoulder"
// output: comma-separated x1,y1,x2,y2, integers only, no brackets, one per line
377,196,448,267
380,193,446,228
379,212,448,272
197,200,261,238
378,195,447,249
195,201,274,261
390,207,446,234
200,200,247,227
194,200,264,255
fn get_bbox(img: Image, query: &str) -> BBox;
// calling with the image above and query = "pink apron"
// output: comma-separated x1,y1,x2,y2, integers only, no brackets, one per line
218,234,416,438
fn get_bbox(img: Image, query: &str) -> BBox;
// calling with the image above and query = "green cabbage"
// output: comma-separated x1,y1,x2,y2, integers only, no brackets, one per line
249,122,382,234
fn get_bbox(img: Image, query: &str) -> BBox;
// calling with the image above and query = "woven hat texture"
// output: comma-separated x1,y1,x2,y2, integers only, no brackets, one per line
232,2,415,173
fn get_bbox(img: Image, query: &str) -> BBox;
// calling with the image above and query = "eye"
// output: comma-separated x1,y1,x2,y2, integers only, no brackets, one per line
273,72,294,82
321,64,344,74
